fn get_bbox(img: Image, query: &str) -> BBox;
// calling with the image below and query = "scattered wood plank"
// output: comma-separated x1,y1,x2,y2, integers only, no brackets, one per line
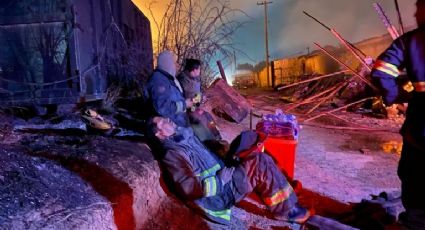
306,215,359,230
314,43,378,91
306,82,347,115
286,85,341,112
326,113,359,126
277,70,349,91
301,123,396,132
304,97,375,122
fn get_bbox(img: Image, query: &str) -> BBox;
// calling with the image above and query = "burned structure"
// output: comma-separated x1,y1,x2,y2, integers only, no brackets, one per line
0,0,153,105
255,33,394,88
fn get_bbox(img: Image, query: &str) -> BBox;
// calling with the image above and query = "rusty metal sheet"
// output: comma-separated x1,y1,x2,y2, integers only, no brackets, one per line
205,79,251,123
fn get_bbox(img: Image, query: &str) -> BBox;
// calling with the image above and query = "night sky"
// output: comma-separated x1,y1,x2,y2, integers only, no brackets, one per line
134,0,416,65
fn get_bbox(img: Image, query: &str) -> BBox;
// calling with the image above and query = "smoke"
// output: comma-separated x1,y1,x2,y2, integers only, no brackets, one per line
231,0,416,63
133,0,417,64
277,0,416,57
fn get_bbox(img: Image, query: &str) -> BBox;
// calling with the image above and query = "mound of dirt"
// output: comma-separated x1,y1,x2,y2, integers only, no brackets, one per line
0,114,298,230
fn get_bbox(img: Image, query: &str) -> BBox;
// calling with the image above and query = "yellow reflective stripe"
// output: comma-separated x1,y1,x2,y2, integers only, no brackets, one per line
376,60,400,75
205,179,210,196
292,210,311,223
203,177,217,197
373,60,400,77
375,66,399,77
196,164,221,178
264,185,294,206
212,177,217,195
413,82,425,92
203,208,231,221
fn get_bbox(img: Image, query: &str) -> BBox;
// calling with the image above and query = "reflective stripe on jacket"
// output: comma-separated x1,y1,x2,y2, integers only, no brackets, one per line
371,26,425,145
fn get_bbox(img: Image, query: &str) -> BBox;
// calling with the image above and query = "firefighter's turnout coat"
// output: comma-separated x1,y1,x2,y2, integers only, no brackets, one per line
371,26,425,216
371,26,425,145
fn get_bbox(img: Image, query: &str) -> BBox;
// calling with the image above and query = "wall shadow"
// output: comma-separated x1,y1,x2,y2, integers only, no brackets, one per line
298,188,401,230
237,187,401,230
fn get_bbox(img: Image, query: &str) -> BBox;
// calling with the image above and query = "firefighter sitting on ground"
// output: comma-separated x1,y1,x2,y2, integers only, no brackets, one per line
148,116,313,225
144,50,193,128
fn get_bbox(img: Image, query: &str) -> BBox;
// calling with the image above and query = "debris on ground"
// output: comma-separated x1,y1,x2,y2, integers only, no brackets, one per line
205,79,252,123
13,119,87,134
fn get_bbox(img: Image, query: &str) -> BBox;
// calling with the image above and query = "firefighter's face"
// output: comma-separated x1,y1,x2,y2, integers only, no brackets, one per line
416,1,425,26
153,117,177,139
190,67,201,78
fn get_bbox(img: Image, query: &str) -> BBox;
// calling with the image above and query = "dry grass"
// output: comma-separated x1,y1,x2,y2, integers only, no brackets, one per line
103,85,122,109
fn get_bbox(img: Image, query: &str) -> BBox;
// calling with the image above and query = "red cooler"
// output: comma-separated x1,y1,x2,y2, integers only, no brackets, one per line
263,136,297,180
256,116,299,181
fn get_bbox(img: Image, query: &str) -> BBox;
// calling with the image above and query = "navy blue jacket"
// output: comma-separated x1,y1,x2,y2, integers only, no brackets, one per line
144,69,189,127
371,26,425,145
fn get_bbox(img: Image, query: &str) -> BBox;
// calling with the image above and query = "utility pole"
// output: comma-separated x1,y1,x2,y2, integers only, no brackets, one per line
394,0,405,34
257,1,272,87
233,50,237,73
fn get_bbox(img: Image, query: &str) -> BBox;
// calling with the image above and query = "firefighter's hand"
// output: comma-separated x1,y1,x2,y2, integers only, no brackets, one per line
185,98,194,108
217,167,234,185
193,94,202,104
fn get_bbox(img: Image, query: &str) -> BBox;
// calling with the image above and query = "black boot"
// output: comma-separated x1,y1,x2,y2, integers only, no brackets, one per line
281,204,313,224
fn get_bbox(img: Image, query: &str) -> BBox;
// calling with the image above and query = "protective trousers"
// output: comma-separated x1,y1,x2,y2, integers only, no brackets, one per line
398,140,425,230
233,152,297,219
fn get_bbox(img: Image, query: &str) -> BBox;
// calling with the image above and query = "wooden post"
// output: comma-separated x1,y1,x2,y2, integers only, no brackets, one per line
249,109,253,130
216,60,227,83
270,61,275,89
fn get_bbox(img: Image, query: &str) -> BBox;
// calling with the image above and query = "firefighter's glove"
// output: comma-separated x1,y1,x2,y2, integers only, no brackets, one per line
193,93,202,104
217,167,234,185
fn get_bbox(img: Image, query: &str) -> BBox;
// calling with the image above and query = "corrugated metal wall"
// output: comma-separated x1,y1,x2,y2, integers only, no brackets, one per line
0,0,152,105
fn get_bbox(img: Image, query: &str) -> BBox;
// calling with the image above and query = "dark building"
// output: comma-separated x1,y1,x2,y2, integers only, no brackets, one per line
0,0,153,105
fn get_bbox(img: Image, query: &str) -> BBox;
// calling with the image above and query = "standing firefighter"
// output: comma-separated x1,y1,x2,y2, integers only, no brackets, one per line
371,1,425,228
149,116,312,225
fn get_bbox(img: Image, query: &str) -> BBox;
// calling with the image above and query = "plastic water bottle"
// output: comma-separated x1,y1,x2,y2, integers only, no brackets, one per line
275,109,283,115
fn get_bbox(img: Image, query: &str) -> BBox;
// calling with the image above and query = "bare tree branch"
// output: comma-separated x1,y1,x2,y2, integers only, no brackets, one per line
150,0,248,86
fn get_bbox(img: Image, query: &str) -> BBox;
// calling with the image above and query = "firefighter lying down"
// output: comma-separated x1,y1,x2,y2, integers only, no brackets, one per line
148,116,313,225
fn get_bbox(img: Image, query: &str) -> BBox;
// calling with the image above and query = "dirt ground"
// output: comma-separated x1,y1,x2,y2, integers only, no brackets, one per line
239,89,403,202
210,88,405,228
0,88,406,229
